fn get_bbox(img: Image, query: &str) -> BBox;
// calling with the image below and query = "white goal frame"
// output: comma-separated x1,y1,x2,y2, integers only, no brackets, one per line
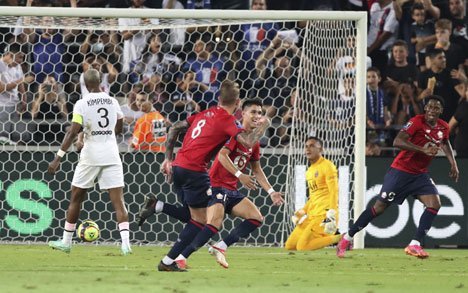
0,7,367,249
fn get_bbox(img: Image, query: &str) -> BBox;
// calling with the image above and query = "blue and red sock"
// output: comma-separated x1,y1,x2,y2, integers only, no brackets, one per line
223,219,262,247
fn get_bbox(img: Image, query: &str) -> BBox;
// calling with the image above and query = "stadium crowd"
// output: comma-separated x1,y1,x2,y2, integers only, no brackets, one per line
0,0,466,156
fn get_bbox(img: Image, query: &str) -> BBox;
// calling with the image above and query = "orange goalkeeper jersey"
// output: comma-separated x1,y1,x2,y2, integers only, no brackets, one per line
302,157,338,218
131,111,167,152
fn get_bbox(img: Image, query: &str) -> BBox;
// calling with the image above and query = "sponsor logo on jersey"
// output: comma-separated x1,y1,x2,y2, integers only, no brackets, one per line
403,121,412,130
91,130,113,136
315,171,319,178
437,131,443,139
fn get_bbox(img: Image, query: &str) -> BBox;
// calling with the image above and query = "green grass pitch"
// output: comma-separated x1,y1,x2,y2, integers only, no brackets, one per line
1,245,467,293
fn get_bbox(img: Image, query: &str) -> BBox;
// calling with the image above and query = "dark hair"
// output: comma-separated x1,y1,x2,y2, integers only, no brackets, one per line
392,39,408,51
306,136,323,147
411,3,425,14
218,80,240,106
6,43,25,54
242,98,263,110
425,95,445,108
427,48,444,59
367,66,381,77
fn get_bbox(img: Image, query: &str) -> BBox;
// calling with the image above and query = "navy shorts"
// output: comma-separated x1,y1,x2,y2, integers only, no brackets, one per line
172,166,211,208
378,167,438,205
208,187,246,214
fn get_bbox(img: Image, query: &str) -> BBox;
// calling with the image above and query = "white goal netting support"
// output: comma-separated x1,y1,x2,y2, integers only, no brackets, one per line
0,7,366,248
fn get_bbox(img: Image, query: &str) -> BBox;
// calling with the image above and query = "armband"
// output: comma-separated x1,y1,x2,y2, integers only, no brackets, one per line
235,170,243,178
57,149,66,158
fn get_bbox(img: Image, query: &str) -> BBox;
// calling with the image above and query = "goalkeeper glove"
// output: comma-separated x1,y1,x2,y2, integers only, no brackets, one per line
291,209,307,225
320,209,337,234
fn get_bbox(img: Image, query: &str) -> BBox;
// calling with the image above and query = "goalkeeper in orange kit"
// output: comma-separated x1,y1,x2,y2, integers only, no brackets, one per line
285,136,341,251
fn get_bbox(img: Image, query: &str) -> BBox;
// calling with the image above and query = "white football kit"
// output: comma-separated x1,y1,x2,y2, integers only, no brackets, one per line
71,92,124,190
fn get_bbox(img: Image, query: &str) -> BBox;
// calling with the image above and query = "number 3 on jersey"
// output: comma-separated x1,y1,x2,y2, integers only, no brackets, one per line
191,119,206,139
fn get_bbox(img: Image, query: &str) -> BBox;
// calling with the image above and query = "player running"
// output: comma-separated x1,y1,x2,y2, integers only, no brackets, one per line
47,69,132,255
168,98,284,269
337,95,459,259
152,80,270,272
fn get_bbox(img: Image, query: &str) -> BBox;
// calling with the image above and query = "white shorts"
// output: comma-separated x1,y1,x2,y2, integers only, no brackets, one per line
72,163,124,190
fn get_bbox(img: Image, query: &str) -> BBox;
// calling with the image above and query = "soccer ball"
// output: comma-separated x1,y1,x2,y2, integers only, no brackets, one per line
77,220,100,242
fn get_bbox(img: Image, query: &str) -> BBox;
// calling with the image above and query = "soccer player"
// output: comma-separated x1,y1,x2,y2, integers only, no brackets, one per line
336,95,459,259
172,98,284,269
47,69,132,255
284,136,341,251
151,80,270,272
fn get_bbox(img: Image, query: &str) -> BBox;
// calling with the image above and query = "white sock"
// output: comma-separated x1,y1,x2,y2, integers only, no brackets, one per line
118,222,130,247
409,240,420,246
162,256,173,265
155,201,164,213
175,254,186,261
216,241,227,251
344,233,353,241
63,222,76,246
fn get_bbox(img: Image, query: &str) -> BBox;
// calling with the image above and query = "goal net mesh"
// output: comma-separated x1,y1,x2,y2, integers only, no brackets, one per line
0,11,359,246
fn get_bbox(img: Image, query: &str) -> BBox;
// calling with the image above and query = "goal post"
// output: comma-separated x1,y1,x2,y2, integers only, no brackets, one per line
0,7,366,248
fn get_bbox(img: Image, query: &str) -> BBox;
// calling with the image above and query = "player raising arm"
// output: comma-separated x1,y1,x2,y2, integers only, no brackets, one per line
337,95,459,259
285,136,341,251
47,69,132,255
145,80,270,272
173,98,283,269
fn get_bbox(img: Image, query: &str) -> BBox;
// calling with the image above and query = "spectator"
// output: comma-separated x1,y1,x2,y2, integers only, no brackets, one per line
393,0,440,64
23,17,71,84
254,35,300,118
385,40,420,96
0,43,33,143
233,0,279,96
366,67,392,129
276,88,297,146
132,34,181,93
79,30,121,71
333,36,372,96
79,54,117,95
410,3,436,69
162,0,186,52
182,38,231,109
118,0,159,74
164,71,202,122
425,18,466,71
131,94,170,152
31,75,68,145
391,82,422,126
366,141,383,156
447,0,468,53
418,48,462,122
367,0,399,76
449,83,468,157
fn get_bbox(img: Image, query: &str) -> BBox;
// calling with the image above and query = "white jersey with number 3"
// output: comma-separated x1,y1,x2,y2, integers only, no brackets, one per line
73,92,123,166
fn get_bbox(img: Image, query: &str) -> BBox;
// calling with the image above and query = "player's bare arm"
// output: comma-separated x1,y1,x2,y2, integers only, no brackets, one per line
217,147,257,190
161,120,189,181
164,120,189,161
250,161,283,206
47,122,82,175
237,116,271,148
393,131,438,156
115,118,123,135
439,139,459,182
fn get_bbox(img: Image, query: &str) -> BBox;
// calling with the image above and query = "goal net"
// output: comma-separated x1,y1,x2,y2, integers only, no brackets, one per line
0,7,366,248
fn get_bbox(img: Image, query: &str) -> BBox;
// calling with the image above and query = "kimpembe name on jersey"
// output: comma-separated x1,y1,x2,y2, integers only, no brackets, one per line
86,97,113,107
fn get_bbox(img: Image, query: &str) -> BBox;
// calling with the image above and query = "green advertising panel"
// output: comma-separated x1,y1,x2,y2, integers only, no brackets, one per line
365,157,468,248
